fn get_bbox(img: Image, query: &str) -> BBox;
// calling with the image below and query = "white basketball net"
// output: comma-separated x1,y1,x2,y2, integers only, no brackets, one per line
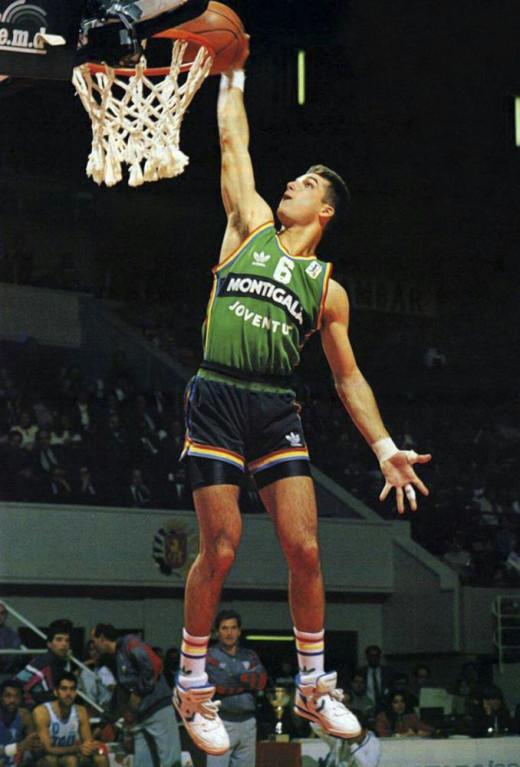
72,39,213,187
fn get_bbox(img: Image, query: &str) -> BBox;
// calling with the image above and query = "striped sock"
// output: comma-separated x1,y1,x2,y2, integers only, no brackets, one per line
178,628,210,687
294,627,325,678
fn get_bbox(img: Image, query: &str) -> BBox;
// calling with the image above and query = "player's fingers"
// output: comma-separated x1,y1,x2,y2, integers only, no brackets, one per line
396,486,405,514
404,483,417,512
406,451,432,464
379,482,391,502
413,477,430,497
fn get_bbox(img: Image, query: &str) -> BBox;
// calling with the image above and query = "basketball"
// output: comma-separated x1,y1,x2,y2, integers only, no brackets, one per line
176,2,248,76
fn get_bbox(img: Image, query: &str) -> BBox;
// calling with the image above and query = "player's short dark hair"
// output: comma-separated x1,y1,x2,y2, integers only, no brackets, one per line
92,623,118,641
215,610,241,630
55,672,77,689
47,619,72,642
0,678,23,696
306,164,350,217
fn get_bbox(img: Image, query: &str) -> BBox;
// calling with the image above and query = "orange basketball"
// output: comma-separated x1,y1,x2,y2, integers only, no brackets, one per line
176,2,248,75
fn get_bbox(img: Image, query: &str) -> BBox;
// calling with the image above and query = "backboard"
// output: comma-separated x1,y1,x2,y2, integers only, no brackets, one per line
0,0,83,80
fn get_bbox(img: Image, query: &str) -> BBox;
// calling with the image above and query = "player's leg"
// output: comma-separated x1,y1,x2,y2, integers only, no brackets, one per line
174,470,242,756
259,474,361,738
258,475,324,633
184,483,242,638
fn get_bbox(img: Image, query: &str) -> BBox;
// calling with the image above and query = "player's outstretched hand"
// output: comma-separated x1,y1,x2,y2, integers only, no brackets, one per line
379,450,432,514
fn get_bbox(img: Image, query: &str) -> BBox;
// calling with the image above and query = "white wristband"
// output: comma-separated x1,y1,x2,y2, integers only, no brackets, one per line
5,744,18,757
219,70,245,92
372,437,398,463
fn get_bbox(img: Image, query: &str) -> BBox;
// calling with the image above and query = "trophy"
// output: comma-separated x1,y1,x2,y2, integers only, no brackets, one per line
267,686,291,742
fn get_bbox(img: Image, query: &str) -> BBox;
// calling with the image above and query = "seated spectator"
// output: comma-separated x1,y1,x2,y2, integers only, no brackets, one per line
0,679,41,765
385,672,418,710
16,619,73,709
50,413,83,448
375,692,434,738
0,603,22,675
168,464,191,509
451,678,476,735
42,467,73,504
72,391,96,436
443,535,473,583
78,641,116,711
33,672,108,767
127,468,152,508
0,430,37,501
74,466,104,507
9,411,38,450
472,685,514,737
311,715,381,767
349,671,375,722
33,429,65,476
32,394,54,431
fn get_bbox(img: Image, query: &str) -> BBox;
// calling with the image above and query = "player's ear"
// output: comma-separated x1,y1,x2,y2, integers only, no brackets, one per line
319,202,335,225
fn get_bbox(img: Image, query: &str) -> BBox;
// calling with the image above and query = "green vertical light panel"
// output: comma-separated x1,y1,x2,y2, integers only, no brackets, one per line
516,97,520,147
298,49,306,106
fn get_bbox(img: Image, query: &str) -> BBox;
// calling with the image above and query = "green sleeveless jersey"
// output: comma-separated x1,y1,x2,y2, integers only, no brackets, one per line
200,222,332,386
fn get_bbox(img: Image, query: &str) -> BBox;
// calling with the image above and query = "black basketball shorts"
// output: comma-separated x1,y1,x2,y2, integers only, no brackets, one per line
181,376,311,490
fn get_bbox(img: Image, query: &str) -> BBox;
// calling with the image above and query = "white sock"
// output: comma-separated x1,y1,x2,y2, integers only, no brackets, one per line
178,628,209,687
294,627,325,678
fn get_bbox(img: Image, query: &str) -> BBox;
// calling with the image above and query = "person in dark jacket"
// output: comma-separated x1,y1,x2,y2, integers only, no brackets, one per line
206,610,267,767
15,619,73,709
91,623,181,767
472,685,514,737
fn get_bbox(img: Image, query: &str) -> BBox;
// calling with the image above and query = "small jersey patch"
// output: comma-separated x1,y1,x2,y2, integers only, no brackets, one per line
306,261,323,280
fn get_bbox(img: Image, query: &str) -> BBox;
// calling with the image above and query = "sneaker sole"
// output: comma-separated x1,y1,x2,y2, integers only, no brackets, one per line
293,704,362,739
173,702,230,755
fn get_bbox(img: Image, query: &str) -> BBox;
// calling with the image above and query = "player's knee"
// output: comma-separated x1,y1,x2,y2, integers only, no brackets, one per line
287,538,320,573
207,534,239,576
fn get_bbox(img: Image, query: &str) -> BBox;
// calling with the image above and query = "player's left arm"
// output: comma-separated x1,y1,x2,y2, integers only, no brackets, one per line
320,279,431,513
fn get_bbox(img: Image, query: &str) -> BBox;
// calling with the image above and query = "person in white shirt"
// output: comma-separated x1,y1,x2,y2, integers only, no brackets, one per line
312,720,381,767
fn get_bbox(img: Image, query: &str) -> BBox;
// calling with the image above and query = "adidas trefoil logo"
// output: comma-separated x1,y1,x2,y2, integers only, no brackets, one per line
285,431,302,447
253,251,271,266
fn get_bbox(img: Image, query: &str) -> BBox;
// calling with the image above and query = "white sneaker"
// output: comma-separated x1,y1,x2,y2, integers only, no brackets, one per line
294,671,362,738
173,679,230,755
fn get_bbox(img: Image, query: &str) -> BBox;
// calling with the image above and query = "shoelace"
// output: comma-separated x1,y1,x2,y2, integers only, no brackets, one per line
328,687,345,702
199,699,222,720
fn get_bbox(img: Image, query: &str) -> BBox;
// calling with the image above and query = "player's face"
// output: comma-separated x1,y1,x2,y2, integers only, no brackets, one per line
217,619,241,651
1,686,22,713
47,633,71,658
55,680,77,707
391,694,406,714
277,173,333,227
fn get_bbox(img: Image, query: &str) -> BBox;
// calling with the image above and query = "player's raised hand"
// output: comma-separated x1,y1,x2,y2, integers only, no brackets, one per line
378,449,432,514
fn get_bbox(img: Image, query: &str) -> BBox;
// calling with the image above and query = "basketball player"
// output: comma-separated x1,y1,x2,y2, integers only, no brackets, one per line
33,672,108,767
173,54,432,756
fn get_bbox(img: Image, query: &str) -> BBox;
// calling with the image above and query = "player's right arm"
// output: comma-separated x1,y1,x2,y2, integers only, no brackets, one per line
217,62,273,262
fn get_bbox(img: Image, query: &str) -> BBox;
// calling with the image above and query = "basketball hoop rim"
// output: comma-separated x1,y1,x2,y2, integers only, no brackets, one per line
85,29,215,78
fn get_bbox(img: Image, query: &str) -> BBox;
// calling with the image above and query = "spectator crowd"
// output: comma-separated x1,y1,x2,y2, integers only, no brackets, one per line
2,607,520,767
1,335,520,585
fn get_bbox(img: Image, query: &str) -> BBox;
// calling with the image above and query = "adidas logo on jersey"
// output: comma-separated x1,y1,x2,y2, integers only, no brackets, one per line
306,261,323,279
285,432,302,447
253,251,271,266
